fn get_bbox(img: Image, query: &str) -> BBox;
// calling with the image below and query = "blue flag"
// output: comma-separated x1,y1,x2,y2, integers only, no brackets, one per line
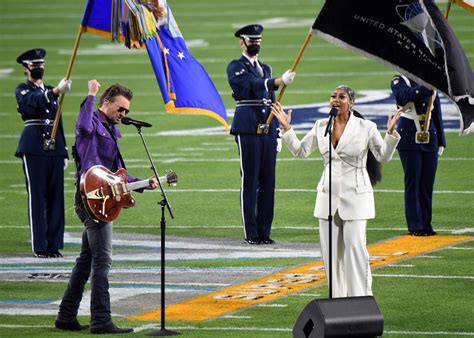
146,4,228,129
80,0,228,129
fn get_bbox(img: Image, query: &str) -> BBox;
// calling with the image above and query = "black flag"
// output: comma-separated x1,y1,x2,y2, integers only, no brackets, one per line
312,0,474,135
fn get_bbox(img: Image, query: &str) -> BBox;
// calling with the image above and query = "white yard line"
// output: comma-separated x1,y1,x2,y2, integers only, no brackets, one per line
133,325,474,336
373,274,474,279
0,323,472,336
384,330,474,336
257,304,288,307
0,225,472,235
2,187,474,195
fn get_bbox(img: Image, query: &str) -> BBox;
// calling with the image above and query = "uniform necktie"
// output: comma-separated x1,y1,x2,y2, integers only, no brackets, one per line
253,61,263,77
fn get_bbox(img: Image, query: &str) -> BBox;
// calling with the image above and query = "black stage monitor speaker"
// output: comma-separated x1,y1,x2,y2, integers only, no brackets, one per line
293,296,383,338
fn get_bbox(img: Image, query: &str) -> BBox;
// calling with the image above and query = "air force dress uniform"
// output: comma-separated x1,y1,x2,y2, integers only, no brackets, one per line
391,75,446,235
15,48,68,256
227,25,280,244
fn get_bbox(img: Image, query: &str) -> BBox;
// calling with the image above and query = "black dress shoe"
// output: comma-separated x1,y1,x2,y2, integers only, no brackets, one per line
425,230,437,236
34,251,50,258
49,249,63,258
55,318,89,331
244,237,261,245
261,238,275,245
90,322,133,334
408,231,427,236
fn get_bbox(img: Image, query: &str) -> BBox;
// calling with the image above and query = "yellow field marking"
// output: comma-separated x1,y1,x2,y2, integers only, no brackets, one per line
129,235,471,322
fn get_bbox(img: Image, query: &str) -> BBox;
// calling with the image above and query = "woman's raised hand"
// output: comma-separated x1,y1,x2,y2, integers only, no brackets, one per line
387,108,402,135
271,102,292,132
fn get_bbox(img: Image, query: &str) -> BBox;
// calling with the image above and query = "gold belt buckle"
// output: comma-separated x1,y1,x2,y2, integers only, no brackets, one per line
43,138,56,150
415,131,430,144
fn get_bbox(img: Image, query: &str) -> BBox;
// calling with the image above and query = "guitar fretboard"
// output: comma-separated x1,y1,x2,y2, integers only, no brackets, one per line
126,179,150,192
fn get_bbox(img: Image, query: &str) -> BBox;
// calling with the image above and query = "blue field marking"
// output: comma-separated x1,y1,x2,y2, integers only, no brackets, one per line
0,262,73,267
288,90,461,132
62,242,160,250
112,256,316,263
0,299,52,304
0,266,71,270
0,256,316,267
0,265,278,272
110,284,218,291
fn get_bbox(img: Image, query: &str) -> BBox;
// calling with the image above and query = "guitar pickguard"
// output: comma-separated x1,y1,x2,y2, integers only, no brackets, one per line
85,187,107,200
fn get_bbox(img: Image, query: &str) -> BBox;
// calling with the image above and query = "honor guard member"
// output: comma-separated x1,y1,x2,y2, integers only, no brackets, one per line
391,75,446,236
227,24,296,245
15,48,72,258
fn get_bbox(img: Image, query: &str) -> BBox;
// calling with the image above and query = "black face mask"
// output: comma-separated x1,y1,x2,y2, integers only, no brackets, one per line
29,67,44,80
246,43,260,56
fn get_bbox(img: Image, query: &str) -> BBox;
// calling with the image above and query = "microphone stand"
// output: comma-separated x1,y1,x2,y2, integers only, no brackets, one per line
131,126,179,336
324,113,335,299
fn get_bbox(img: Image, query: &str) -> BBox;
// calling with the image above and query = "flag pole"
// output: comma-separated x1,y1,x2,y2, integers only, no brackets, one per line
445,0,453,19
257,29,313,135
415,93,435,144
48,26,84,149
423,94,435,133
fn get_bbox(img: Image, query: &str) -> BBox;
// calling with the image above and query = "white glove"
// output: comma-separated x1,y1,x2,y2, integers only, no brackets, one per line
438,146,444,156
57,78,72,93
281,70,296,85
63,158,68,169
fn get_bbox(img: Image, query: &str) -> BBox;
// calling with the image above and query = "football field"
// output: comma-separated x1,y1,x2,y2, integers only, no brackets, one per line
0,0,473,337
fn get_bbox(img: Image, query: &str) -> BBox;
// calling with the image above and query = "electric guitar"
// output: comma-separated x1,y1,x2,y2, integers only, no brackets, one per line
80,165,177,222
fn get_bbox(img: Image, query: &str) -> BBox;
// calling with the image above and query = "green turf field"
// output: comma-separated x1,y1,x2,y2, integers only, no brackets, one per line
0,0,473,336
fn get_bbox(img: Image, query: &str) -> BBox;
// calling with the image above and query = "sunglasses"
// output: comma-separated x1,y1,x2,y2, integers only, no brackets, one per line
104,99,130,114
117,106,130,115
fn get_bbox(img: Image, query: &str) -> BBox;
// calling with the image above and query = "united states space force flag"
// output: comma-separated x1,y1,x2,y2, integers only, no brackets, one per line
312,0,474,135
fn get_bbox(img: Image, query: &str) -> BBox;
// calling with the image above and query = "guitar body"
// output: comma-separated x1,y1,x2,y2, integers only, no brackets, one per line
80,165,135,222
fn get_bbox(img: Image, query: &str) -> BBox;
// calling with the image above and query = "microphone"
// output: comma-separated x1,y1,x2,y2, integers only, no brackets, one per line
121,116,152,128
324,107,339,137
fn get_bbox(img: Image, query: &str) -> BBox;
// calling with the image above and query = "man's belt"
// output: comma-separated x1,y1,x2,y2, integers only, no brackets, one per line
236,99,273,107
24,119,53,127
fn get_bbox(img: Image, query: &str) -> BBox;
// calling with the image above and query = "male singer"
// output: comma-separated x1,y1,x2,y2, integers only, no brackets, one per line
55,80,159,334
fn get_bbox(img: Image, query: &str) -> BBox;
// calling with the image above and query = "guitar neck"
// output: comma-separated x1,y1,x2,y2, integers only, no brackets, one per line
126,179,151,192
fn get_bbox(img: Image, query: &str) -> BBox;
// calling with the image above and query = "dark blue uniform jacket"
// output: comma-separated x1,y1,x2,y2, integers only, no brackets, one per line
15,81,68,158
227,56,279,135
391,76,446,152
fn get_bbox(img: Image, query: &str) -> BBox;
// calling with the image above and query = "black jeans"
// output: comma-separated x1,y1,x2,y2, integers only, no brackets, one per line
57,189,113,327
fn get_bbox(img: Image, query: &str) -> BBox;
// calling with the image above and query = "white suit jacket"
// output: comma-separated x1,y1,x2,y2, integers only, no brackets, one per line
282,114,400,220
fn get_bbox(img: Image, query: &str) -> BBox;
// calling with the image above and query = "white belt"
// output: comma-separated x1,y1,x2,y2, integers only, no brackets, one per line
400,112,431,121
24,119,53,126
236,99,272,107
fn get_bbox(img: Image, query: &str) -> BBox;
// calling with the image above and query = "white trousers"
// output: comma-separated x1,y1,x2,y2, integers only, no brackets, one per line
319,212,372,298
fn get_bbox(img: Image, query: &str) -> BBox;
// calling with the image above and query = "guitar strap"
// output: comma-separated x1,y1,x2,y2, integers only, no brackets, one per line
71,144,81,184
102,122,126,171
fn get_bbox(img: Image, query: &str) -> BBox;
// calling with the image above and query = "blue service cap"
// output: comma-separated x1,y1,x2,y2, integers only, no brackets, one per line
16,48,46,65
234,24,264,39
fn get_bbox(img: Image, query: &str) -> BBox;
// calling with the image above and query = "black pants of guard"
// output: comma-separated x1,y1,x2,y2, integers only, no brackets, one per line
22,155,64,253
399,149,438,233
236,133,277,240
57,189,113,328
